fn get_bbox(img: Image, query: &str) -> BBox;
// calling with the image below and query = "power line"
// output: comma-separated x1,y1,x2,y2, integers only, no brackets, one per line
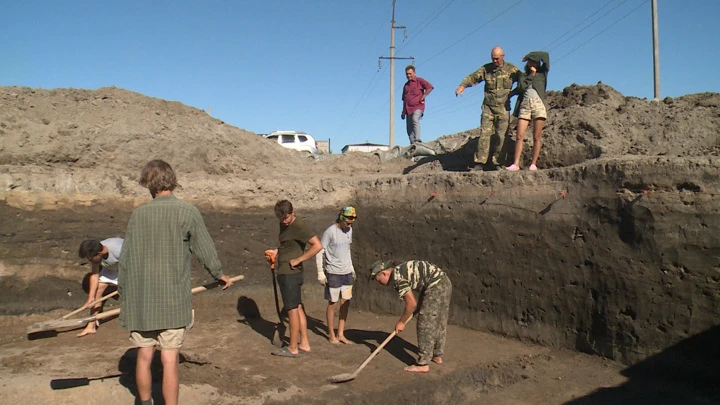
555,0,648,63
421,0,525,65
339,17,390,133
340,70,384,130
547,0,633,52
396,0,458,54
542,0,622,50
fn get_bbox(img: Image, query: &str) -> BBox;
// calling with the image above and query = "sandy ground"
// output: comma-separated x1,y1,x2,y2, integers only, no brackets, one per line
0,281,631,405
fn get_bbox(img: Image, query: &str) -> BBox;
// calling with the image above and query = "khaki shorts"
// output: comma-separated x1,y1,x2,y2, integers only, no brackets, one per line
518,96,547,121
130,328,186,350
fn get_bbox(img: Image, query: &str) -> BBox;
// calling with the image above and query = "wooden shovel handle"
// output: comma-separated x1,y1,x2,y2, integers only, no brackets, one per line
61,291,119,320
90,274,245,322
27,275,245,334
352,313,414,377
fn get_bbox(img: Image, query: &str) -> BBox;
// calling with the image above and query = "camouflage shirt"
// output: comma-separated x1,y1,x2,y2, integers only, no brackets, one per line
391,260,445,299
459,62,520,109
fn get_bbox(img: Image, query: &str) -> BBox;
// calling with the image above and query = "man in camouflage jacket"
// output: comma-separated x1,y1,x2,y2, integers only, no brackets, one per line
456,46,520,168
370,260,452,373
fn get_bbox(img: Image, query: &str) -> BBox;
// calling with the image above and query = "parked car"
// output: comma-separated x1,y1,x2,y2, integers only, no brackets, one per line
263,131,318,154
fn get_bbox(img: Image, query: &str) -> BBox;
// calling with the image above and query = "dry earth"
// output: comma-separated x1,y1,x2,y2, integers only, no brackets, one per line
0,83,719,404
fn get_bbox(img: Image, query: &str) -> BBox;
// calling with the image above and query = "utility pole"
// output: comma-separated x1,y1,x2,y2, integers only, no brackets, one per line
651,0,660,101
379,0,414,148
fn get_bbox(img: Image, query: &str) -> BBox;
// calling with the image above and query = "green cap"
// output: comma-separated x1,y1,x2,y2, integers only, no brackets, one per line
368,260,394,280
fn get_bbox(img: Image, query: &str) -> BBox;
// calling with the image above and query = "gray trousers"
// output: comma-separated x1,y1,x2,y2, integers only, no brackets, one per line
416,274,452,365
406,109,423,144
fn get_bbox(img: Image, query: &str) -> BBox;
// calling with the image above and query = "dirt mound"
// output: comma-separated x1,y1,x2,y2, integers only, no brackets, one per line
424,83,720,170
0,86,312,177
543,83,720,167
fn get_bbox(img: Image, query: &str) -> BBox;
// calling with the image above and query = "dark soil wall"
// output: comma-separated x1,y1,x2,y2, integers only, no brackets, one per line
351,157,720,365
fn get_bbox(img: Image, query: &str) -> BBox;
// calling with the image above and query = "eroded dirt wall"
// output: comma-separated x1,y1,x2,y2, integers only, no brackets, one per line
351,157,720,365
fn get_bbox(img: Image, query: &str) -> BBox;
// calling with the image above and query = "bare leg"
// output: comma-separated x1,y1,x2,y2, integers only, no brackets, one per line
136,346,155,404
326,301,339,343
530,118,545,167
298,304,311,352
337,299,351,344
77,282,108,337
512,118,530,167
160,349,180,405
286,308,300,354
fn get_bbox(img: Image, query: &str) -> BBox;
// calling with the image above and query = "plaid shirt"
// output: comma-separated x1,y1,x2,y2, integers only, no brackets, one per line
119,194,223,331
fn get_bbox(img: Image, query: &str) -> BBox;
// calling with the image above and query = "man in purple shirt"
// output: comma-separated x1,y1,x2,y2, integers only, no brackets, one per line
401,65,434,145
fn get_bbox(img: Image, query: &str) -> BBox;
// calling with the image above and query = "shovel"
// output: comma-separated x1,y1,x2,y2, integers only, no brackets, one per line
264,250,286,347
327,313,413,384
50,373,122,390
27,275,244,335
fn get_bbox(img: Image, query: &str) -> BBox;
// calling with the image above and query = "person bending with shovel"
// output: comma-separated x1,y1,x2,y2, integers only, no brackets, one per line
370,260,452,373
315,206,357,344
76,238,123,337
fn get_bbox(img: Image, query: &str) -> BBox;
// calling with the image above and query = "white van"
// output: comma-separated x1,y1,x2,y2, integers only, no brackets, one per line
264,131,318,154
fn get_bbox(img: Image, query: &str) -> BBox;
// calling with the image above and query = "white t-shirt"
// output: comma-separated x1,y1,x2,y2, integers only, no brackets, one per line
319,224,353,275
99,237,123,284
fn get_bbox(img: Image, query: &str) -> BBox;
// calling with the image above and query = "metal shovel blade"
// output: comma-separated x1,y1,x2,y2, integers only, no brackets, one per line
326,372,356,384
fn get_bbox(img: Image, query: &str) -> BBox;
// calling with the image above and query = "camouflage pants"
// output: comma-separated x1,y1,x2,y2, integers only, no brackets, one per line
416,274,452,365
475,103,511,165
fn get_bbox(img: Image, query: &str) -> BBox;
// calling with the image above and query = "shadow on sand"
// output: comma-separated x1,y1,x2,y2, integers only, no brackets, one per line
344,328,419,366
565,325,720,404
235,296,329,346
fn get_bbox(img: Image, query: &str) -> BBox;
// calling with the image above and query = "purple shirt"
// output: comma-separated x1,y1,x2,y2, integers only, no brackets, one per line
402,77,433,115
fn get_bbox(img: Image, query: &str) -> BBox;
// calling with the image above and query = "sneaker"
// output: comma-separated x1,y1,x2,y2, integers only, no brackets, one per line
506,164,520,171
529,164,538,171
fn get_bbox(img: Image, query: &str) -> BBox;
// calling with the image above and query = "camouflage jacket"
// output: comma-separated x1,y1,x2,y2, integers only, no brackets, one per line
459,62,520,109
391,260,445,299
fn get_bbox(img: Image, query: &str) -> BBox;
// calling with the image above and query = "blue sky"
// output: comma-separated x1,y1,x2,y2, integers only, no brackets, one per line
2,0,718,151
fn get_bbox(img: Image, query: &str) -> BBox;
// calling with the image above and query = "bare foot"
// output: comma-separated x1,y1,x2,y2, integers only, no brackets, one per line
404,365,430,373
299,344,311,353
328,337,340,344
337,336,352,344
432,356,443,364
76,325,97,337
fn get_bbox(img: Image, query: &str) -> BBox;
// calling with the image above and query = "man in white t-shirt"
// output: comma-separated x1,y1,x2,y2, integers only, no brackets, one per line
76,238,123,337
315,206,356,344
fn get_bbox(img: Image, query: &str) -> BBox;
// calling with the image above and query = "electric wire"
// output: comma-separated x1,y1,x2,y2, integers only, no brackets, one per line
421,0,525,65
547,0,633,52
555,0,648,63
396,0,458,54
542,0,622,50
